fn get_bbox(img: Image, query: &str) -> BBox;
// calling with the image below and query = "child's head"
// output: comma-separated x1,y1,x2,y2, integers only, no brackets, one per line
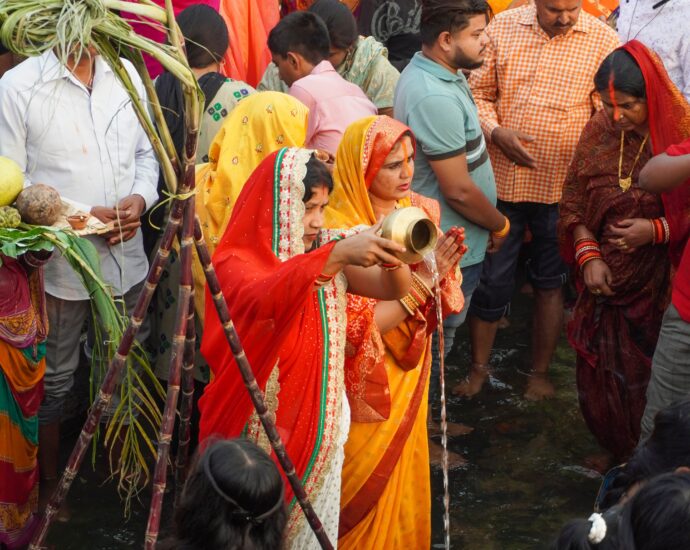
618,472,690,550
171,438,286,550
267,11,330,86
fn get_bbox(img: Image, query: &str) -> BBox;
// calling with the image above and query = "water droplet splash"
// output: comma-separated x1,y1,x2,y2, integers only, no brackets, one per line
423,251,450,550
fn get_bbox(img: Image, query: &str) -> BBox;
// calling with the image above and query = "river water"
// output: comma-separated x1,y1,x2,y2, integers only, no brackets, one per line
48,290,603,549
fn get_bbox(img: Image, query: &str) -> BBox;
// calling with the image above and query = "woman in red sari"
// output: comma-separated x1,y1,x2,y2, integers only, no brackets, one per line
558,40,690,462
198,147,413,548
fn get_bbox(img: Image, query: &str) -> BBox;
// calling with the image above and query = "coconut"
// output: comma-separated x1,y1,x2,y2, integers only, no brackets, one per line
15,184,62,226
0,156,24,207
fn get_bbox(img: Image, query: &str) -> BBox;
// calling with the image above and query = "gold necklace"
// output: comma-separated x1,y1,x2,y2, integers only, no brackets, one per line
618,131,649,192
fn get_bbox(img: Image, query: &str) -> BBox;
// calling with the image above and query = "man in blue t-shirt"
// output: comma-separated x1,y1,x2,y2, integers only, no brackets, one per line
394,0,508,449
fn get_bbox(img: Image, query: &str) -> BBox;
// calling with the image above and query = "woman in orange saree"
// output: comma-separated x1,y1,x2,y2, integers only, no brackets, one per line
325,115,466,549
198,147,413,548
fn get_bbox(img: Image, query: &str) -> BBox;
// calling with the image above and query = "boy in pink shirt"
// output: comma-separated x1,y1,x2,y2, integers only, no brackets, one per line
268,11,376,155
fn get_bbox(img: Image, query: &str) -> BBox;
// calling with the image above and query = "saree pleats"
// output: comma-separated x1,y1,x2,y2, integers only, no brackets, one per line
0,344,45,549
339,344,431,549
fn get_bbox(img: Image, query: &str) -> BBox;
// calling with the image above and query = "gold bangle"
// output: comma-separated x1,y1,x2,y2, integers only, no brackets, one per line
492,217,510,239
411,273,432,300
399,294,420,316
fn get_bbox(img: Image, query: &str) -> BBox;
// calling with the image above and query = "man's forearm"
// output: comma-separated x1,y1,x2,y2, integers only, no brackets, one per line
639,153,690,193
443,185,505,232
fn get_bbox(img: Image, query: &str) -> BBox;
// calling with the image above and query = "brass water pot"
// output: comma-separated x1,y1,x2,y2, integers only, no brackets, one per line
380,207,438,264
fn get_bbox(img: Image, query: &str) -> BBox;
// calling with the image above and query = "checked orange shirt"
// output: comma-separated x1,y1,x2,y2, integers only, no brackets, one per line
469,5,619,204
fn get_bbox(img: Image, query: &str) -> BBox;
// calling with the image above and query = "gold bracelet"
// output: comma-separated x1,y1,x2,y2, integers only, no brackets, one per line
411,273,433,300
399,294,420,316
492,216,510,239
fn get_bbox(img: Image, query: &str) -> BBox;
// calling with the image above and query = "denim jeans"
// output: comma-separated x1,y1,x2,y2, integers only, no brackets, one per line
470,201,568,322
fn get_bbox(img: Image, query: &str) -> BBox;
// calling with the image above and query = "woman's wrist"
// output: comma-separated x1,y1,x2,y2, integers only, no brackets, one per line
650,217,670,245
575,237,602,271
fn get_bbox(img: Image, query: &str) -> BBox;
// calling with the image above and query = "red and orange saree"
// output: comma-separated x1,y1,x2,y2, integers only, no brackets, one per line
198,147,347,548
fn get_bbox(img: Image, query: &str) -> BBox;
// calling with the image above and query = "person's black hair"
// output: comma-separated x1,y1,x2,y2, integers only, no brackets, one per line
267,11,330,65
303,154,334,201
420,0,490,47
618,472,690,550
551,508,621,550
308,0,359,51
176,4,229,69
594,49,647,99
600,398,690,510
159,438,286,550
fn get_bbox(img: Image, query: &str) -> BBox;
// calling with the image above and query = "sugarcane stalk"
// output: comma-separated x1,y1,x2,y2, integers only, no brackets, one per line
174,285,197,505
192,217,334,550
94,38,179,195
144,197,195,549
123,47,181,191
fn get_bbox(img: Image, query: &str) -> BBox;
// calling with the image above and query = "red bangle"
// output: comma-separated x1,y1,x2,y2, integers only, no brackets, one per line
577,250,602,270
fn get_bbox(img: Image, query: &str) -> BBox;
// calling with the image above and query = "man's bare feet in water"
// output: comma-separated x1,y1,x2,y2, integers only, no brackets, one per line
428,419,474,438
429,440,467,469
523,372,556,401
452,363,491,398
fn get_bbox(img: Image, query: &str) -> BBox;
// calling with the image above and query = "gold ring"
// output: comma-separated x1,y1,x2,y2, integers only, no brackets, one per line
592,288,601,295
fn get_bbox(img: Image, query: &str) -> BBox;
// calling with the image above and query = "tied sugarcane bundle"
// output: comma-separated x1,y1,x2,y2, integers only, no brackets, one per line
0,0,201,195
0,0,197,515
1,2,333,549
0,223,164,509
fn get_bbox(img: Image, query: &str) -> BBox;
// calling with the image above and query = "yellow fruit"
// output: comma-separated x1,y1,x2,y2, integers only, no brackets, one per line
0,156,24,207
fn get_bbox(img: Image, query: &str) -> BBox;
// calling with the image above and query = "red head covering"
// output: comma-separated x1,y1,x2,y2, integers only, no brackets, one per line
198,148,343,510
622,40,690,266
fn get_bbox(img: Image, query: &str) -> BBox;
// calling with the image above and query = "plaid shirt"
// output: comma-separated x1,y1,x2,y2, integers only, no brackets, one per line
469,5,619,204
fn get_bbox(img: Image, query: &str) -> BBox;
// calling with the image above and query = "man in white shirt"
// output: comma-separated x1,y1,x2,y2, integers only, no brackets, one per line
0,46,158,494
617,0,690,101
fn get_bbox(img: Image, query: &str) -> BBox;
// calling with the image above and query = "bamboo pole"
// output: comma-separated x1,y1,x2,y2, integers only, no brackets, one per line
192,217,334,550
143,197,195,549
173,287,197,504
28,194,187,550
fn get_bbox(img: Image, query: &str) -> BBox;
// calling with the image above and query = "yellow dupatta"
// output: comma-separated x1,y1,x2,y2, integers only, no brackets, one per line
325,116,461,549
192,92,308,317
326,116,411,228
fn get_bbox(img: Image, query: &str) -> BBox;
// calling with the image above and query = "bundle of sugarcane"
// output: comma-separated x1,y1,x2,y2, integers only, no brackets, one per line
0,1,333,549
0,0,194,517
0,222,163,504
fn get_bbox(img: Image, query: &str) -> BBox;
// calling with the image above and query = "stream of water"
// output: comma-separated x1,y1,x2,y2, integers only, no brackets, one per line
424,251,451,550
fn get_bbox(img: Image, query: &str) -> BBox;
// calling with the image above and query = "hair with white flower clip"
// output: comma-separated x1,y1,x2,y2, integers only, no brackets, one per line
552,511,616,550
587,513,607,544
